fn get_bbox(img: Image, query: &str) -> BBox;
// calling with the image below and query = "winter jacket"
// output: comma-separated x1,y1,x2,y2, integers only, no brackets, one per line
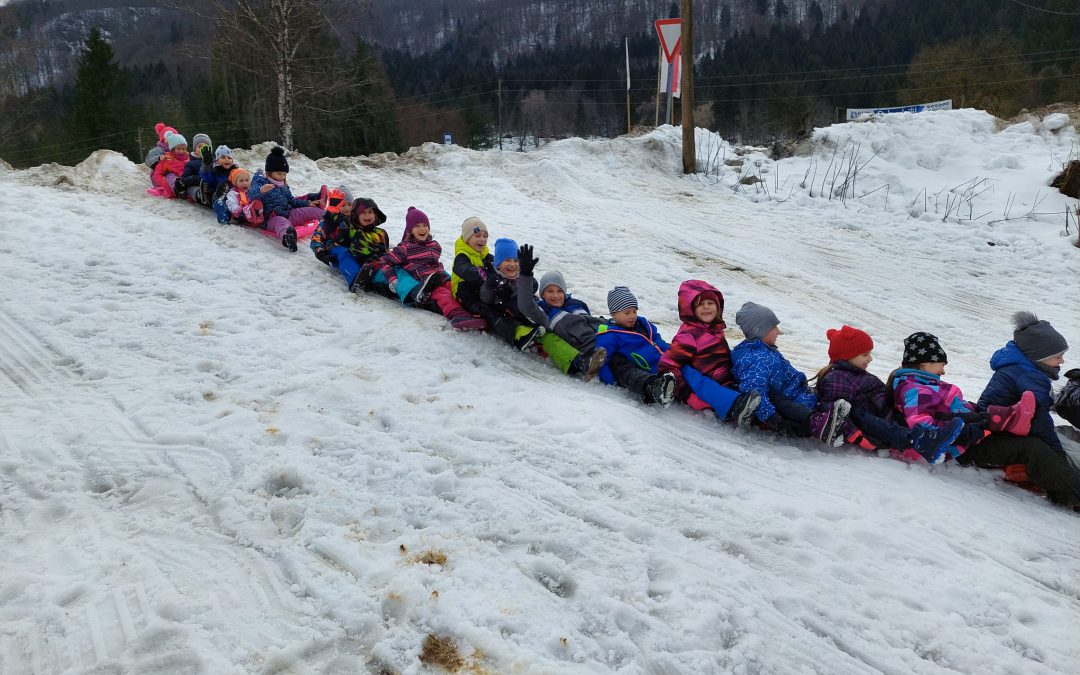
223,187,253,222
1055,369,1080,429
199,162,233,201
481,272,536,322
378,238,445,286
145,139,168,170
977,341,1062,450
310,212,351,262
151,150,189,189
247,171,309,219
731,339,816,422
817,360,891,417
518,276,602,352
891,368,975,430
595,317,670,385
658,280,734,409
451,238,494,312
181,156,203,182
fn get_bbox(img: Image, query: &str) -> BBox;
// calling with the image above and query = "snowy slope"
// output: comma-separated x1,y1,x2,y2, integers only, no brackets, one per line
0,109,1078,674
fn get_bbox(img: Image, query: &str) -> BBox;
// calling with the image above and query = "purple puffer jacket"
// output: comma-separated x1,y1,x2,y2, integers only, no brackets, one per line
817,360,890,417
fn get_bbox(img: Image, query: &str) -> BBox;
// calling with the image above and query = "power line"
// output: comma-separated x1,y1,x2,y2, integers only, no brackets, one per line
1004,0,1080,15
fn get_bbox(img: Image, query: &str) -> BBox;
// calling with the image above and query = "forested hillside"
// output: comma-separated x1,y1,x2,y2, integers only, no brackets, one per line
1,0,1077,166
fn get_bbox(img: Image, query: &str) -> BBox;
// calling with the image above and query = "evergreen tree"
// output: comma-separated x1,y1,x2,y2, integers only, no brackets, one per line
71,28,125,155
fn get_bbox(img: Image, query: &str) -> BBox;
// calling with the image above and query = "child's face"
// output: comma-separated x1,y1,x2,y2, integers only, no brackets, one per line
919,362,947,375
1041,354,1066,367
358,208,376,226
612,307,638,328
540,284,565,307
267,171,287,182
411,222,431,241
467,230,488,252
235,175,251,190
498,259,520,278
339,200,353,217
762,326,781,346
693,297,718,324
173,144,188,155
217,156,235,169
847,351,873,370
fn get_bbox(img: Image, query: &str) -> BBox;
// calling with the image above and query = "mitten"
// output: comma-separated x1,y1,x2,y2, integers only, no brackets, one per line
518,243,538,277
388,279,398,294
200,145,213,165
314,251,334,266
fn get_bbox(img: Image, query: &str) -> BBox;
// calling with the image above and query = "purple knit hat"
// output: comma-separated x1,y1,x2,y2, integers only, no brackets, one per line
402,206,429,242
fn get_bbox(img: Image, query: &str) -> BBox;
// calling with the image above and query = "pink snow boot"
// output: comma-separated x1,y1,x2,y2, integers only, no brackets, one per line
986,390,1036,436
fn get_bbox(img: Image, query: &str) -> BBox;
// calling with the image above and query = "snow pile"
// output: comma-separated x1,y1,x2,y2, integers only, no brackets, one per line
0,109,1078,674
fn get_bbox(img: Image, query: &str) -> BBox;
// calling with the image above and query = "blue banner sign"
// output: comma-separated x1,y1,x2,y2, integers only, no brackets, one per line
846,99,952,121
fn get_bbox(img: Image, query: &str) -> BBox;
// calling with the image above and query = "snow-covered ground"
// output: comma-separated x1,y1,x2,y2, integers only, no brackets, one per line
0,109,1078,674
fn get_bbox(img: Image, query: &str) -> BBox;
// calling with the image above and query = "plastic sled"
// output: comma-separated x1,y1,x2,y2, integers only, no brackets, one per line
146,186,172,198
258,219,319,241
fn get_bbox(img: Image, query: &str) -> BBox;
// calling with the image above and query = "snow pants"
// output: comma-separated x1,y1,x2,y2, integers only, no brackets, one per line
265,206,324,237
372,268,420,303
849,408,911,450
680,366,741,419
329,246,362,287
609,353,655,402
959,434,1080,506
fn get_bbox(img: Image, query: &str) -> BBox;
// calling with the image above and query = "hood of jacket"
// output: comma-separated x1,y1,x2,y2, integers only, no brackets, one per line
989,340,1039,373
676,279,726,329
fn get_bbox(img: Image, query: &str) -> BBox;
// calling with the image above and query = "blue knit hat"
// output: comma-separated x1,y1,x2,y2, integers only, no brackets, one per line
607,286,638,314
214,145,233,160
165,131,188,151
493,238,518,268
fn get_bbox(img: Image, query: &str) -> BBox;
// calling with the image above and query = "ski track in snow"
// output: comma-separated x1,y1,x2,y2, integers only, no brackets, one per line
1,110,1079,674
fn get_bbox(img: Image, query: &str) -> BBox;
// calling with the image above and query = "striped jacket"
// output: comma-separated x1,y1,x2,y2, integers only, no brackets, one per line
378,238,445,285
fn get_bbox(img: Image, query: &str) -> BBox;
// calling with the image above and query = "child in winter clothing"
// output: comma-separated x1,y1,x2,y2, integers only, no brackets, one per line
309,186,361,286
374,207,484,331
480,241,605,378
816,325,963,463
890,332,1080,507
145,122,178,178
199,145,236,208
247,146,324,252
217,168,258,224
657,280,761,426
150,131,190,197
177,133,213,202
1056,368,1080,430
595,286,677,406
978,312,1070,451
452,217,495,314
528,270,602,352
730,302,850,445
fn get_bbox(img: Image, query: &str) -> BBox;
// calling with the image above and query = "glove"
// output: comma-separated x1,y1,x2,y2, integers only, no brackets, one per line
388,279,398,294
200,145,213,165
314,251,334,266
518,243,538,277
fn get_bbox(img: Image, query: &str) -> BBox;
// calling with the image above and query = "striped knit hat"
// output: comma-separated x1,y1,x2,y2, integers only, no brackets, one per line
607,286,638,313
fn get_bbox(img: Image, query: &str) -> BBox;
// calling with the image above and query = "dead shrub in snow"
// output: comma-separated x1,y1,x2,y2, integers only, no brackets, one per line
1052,160,1080,198
419,634,464,672
413,549,448,566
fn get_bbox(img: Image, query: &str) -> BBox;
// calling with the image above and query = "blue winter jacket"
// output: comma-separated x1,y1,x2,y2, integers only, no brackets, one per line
199,163,232,198
247,171,309,218
977,341,1061,450
595,316,670,385
731,338,817,422
181,156,203,181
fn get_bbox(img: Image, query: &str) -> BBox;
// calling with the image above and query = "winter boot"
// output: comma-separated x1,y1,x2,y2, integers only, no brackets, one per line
514,325,545,351
910,418,965,465
644,372,677,407
415,272,444,304
569,347,608,382
350,265,375,292
282,226,298,252
726,391,762,427
985,390,1036,436
809,399,852,447
449,313,486,331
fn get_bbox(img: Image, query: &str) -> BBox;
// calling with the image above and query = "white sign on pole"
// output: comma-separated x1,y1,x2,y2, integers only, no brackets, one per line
659,54,681,98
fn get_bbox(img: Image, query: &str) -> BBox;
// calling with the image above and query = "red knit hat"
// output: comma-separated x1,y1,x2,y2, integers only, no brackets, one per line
827,325,874,362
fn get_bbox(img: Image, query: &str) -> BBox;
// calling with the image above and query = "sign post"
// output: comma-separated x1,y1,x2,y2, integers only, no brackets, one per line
654,19,681,127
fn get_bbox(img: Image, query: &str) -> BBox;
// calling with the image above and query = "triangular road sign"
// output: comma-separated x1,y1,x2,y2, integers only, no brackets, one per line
654,18,682,63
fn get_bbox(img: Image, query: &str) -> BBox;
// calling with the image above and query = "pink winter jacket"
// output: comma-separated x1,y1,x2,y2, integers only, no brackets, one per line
151,150,189,191
658,280,734,409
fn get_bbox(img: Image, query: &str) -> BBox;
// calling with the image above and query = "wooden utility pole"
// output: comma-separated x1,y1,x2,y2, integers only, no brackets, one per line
680,0,695,174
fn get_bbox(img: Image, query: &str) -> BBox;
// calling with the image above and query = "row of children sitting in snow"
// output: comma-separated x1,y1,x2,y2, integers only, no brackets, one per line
144,127,1080,511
